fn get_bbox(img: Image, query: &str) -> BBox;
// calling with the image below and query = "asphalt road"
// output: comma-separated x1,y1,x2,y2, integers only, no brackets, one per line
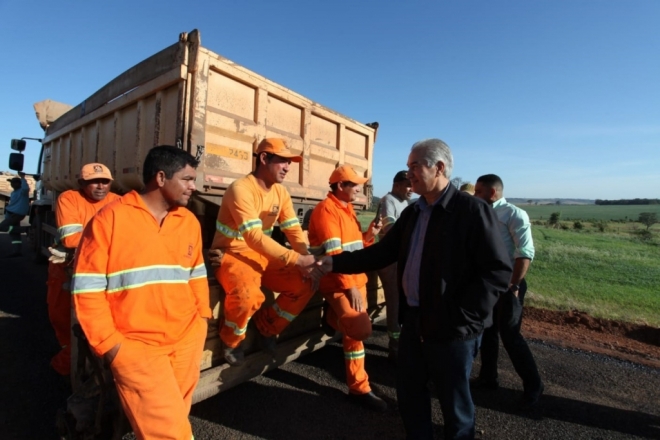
1,232,659,440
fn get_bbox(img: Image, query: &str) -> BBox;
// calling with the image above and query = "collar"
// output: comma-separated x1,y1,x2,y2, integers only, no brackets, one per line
414,183,452,212
326,192,356,214
492,197,507,209
122,190,185,217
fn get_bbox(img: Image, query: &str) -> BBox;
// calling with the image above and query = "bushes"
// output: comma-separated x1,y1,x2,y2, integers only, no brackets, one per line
548,212,561,228
595,220,608,232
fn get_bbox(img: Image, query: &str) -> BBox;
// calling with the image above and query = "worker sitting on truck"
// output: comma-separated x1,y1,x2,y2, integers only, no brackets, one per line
0,172,30,258
46,163,120,376
210,138,320,366
307,165,388,412
71,146,211,440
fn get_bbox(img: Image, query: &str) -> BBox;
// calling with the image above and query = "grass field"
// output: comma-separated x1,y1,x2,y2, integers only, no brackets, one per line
526,226,660,326
356,211,660,327
513,203,660,223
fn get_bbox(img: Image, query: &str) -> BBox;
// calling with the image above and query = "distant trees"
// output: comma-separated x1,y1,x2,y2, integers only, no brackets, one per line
548,212,561,227
595,198,660,205
638,212,658,231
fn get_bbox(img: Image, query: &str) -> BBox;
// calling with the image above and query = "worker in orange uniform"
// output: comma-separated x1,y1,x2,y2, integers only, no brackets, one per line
71,146,211,440
211,138,319,366
307,165,387,412
47,163,120,376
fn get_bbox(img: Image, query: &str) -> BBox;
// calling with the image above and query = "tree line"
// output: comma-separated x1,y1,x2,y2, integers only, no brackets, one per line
594,198,660,205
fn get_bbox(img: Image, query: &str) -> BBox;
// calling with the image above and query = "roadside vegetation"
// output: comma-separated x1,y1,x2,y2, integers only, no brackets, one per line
357,204,660,327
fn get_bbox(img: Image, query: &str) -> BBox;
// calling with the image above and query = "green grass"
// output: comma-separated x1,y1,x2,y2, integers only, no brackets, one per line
515,203,660,223
526,227,660,327
357,211,660,327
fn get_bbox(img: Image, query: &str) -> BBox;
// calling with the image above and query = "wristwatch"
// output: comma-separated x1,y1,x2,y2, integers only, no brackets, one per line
509,284,520,292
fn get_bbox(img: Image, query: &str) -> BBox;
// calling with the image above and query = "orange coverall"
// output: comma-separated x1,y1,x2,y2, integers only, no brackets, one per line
307,192,375,395
72,191,211,440
48,189,120,375
211,174,314,348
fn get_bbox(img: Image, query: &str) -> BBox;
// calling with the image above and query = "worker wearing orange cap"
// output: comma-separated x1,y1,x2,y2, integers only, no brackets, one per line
47,163,120,376
307,164,387,412
72,146,211,440
210,138,320,366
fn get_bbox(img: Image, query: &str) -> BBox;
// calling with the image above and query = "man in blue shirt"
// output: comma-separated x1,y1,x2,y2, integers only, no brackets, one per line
1,173,30,257
472,174,544,407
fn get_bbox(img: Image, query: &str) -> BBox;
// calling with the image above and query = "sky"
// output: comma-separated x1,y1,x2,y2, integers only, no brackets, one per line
1,0,658,200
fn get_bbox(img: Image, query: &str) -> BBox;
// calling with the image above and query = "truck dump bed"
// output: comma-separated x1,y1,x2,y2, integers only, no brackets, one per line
41,30,376,208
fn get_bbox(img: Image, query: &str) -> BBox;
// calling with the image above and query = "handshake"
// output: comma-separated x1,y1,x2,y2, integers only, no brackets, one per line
207,249,333,291
295,254,333,291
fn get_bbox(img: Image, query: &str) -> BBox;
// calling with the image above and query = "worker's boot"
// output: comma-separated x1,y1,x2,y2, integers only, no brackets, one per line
347,391,388,413
223,343,245,367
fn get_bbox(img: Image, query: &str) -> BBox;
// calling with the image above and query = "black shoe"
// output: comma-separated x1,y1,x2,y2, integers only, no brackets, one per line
347,391,388,412
223,344,245,366
321,301,335,337
259,333,277,357
522,382,544,407
470,376,499,390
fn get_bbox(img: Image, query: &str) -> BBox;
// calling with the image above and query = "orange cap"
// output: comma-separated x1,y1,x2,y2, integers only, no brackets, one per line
80,163,113,181
329,165,368,185
255,138,302,163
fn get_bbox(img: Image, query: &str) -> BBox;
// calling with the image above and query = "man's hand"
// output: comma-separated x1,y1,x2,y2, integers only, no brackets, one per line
208,248,225,267
345,286,365,313
364,217,383,242
311,255,333,280
295,254,324,291
295,254,317,273
104,343,121,365
48,246,70,264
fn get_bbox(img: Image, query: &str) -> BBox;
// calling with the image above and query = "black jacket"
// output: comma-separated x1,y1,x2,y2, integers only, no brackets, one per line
333,184,512,342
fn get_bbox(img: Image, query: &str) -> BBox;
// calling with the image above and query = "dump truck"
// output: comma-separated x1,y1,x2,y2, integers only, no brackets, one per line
9,29,382,438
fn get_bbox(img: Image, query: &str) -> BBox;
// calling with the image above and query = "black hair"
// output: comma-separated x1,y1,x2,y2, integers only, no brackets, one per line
142,145,199,184
476,174,504,191
253,152,274,172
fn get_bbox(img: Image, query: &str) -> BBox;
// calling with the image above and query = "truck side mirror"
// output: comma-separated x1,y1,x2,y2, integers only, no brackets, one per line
9,153,24,172
11,139,27,152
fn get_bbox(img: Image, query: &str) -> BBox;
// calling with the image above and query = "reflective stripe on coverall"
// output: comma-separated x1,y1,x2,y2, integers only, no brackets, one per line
210,174,314,348
215,249,314,347
48,189,120,375
308,192,375,394
72,191,211,440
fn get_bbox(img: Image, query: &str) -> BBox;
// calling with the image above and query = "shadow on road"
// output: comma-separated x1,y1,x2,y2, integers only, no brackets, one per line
471,386,660,438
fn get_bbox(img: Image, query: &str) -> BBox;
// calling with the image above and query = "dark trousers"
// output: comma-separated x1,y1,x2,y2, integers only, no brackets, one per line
0,212,25,255
397,308,481,440
478,279,542,395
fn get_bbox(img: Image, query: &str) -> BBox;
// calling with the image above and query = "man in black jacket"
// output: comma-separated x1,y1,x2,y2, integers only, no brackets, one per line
317,138,511,440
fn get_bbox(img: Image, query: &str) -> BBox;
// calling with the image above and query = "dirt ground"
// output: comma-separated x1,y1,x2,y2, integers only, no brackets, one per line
522,306,660,369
